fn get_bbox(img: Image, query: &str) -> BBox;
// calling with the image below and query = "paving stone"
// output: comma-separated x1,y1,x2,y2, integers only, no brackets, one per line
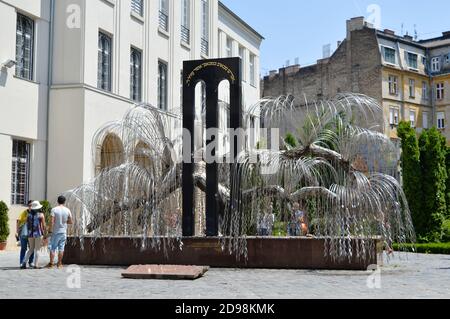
0,251,449,299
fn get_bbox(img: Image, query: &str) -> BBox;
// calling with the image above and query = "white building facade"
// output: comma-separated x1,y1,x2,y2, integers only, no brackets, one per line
0,0,263,247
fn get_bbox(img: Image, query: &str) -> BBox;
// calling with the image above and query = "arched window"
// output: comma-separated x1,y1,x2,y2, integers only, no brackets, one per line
99,134,124,172
134,142,152,173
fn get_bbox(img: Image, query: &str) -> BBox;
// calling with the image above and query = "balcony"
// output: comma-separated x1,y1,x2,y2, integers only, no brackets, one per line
181,25,190,44
159,11,168,32
201,38,209,56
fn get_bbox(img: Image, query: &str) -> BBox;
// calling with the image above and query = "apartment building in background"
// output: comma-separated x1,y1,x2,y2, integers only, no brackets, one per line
262,17,450,144
0,0,263,249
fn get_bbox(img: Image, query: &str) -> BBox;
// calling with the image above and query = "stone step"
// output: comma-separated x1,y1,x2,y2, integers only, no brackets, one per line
122,265,209,280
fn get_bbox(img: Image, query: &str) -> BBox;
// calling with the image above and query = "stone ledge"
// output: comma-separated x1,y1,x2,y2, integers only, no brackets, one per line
64,237,381,270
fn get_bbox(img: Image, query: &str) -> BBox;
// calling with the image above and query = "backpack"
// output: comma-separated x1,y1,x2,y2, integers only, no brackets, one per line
27,211,43,238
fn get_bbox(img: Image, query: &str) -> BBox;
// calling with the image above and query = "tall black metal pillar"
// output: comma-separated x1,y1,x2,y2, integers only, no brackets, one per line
205,84,219,236
182,58,242,237
182,83,195,237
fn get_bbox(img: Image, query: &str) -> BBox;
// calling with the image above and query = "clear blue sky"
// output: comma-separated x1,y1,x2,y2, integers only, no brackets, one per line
221,0,450,75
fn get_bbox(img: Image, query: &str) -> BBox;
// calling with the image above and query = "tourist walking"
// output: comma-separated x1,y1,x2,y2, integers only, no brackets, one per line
21,201,46,269
287,202,309,236
16,200,35,267
47,196,72,269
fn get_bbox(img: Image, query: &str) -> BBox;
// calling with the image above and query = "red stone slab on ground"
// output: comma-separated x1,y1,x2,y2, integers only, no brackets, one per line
122,265,209,280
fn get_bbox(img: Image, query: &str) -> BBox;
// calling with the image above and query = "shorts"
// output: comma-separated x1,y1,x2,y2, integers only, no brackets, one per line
50,233,67,253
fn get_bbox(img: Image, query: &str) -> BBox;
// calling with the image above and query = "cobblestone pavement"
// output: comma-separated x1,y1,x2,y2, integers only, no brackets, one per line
0,250,449,299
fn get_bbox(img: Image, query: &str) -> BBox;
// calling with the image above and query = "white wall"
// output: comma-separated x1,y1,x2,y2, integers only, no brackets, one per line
45,0,262,200
0,0,50,206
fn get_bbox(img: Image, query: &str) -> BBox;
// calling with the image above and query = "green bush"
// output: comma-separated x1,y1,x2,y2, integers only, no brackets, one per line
418,128,447,242
272,221,287,237
397,122,422,235
0,201,10,242
40,200,52,227
284,133,297,149
446,147,450,218
393,242,450,255
443,219,450,242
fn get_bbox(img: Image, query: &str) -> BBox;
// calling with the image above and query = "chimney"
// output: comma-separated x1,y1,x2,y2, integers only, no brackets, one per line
404,34,413,41
285,64,300,75
443,31,450,37
384,29,395,36
268,70,277,79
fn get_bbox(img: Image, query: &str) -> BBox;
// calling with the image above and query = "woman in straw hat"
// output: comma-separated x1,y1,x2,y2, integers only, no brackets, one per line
21,201,46,269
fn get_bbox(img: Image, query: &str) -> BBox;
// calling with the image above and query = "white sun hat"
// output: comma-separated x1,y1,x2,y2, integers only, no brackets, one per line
30,201,43,210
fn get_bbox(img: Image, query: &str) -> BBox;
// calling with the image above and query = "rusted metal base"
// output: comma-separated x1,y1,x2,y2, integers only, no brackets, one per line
64,237,381,270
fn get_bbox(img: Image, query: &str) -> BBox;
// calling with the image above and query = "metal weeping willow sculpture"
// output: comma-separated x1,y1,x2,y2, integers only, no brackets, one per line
63,91,416,262
63,56,415,265
222,93,416,261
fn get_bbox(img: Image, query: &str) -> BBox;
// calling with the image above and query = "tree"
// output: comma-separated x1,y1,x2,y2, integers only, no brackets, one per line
397,122,423,236
446,146,450,219
418,128,447,242
0,201,9,243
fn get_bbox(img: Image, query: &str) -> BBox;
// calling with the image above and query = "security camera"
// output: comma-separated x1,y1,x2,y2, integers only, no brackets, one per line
1,59,17,69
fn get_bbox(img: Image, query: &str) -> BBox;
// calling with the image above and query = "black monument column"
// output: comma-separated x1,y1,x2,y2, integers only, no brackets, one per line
205,84,219,236
182,58,242,237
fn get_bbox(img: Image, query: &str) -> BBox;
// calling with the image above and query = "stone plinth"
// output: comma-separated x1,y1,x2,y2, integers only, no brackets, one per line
122,265,209,280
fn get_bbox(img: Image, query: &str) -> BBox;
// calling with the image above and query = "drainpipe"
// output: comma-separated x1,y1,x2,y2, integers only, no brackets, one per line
44,0,55,200
427,48,435,127
395,41,405,121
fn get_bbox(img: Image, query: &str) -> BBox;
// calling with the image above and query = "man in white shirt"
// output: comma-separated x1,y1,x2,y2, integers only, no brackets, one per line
47,196,72,269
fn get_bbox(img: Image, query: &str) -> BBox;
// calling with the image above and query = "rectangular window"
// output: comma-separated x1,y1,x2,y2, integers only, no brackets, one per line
388,75,398,95
239,46,245,81
130,48,142,102
431,57,441,72
389,107,399,126
15,13,34,81
422,81,429,100
98,32,112,91
423,111,429,129
249,54,256,86
409,79,415,98
383,47,396,64
180,70,183,108
159,0,169,31
406,52,418,69
409,110,416,128
200,0,209,55
226,37,232,57
131,0,143,16
437,82,445,100
158,61,168,111
437,112,445,129
181,0,190,44
11,140,30,205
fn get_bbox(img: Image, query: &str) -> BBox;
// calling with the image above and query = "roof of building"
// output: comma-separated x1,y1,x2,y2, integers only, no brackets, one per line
218,1,265,40
377,28,450,50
